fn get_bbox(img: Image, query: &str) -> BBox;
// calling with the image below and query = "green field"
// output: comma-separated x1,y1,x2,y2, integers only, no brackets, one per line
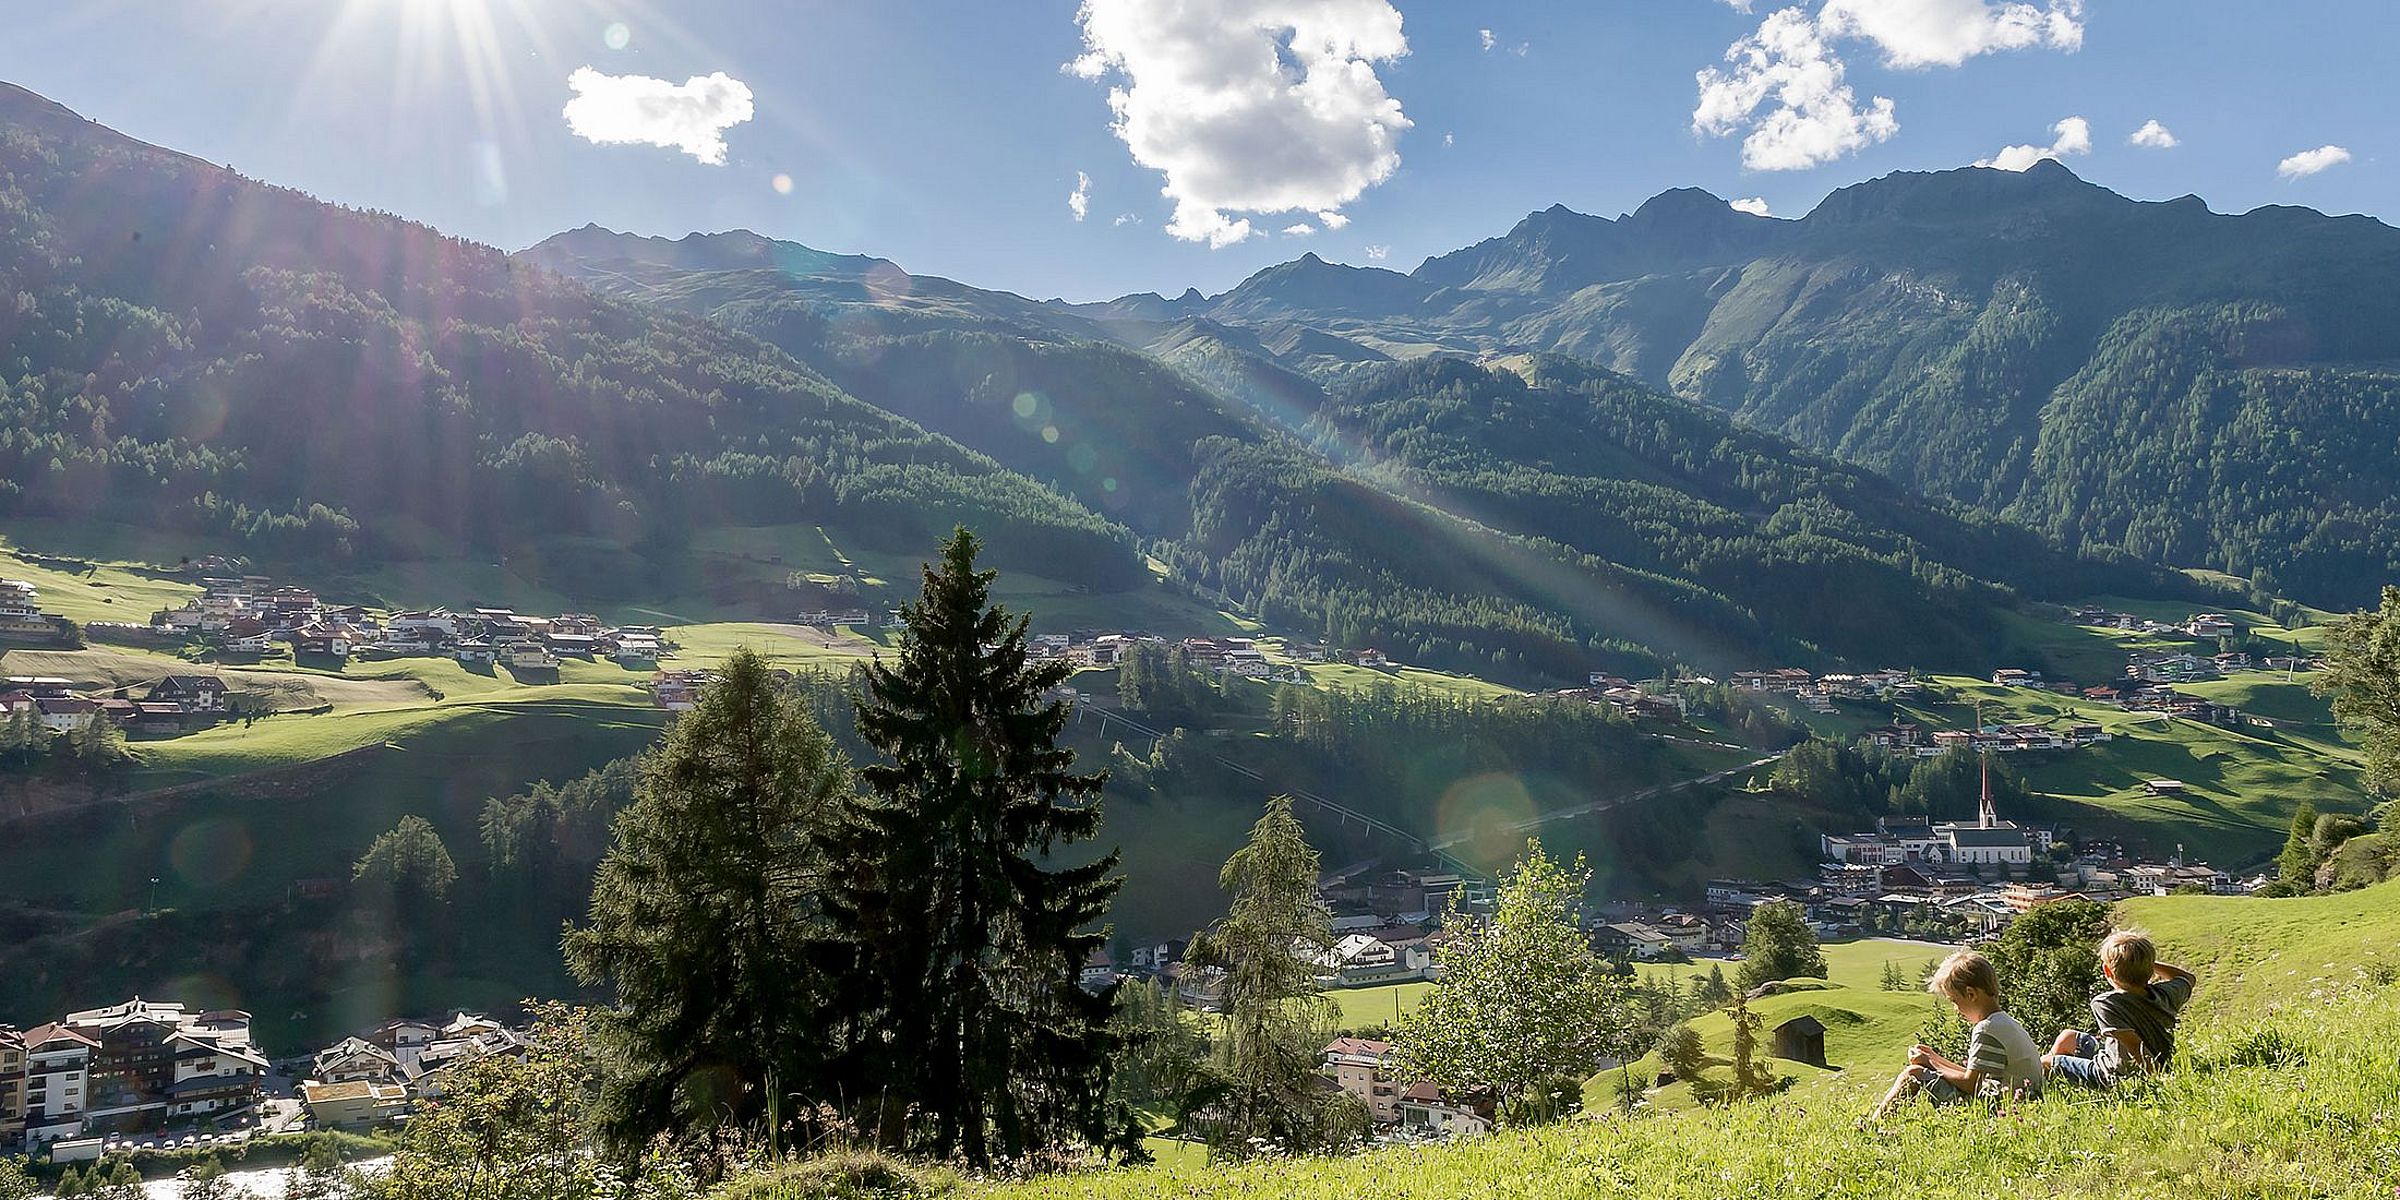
970,883,2400,1200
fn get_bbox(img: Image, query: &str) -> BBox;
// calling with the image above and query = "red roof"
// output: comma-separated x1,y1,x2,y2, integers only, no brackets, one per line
22,1022,100,1051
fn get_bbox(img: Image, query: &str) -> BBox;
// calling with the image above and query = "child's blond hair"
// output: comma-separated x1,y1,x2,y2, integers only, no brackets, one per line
1926,950,1999,1004
2100,929,2156,989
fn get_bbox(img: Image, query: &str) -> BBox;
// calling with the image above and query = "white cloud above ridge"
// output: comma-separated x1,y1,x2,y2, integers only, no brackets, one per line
1975,115,2090,171
1694,9,1897,172
1069,171,1092,221
1069,0,1410,248
2278,145,2350,179
1694,0,2083,172
2129,119,2178,149
1820,0,2082,69
561,66,753,164
1729,196,1772,215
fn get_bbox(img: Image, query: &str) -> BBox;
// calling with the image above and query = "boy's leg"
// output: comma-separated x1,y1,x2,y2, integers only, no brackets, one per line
2051,1029,2085,1057
1872,1066,1925,1118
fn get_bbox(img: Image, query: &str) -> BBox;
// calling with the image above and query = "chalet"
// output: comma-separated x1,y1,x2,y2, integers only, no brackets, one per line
34,696,99,734
542,633,600,658
2184,613,2238,638
221,617,273,654
1356,649,1391,668
2144,779,2188,796
505,641,558,671
1654,913,1713,952
1323,1037,1402,1122
1169,963,1227,1011
147,675,228,714
1397,1081,1493,1139
312,1037,401,1085
1867,722,1926,750
1591,922,1675,961
1990,668,2042,688
133,703,190,735
453,641,498,665
1317,933,1432,985
387,611,461,639
1079,949,1119,991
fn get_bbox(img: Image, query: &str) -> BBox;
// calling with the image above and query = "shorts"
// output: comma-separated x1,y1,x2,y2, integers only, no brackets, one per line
2048,1032,2112,1087
1906,1065,1968,1105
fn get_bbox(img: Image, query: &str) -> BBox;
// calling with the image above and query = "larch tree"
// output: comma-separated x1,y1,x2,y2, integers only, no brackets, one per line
1185,794,1344,1156
563,647,850,1151
1395,841,1628,1118
827,528,1133,1167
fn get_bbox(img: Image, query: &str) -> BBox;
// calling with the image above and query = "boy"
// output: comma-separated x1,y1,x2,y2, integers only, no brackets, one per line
2045,928,2196,1087
1872,950,2044,1117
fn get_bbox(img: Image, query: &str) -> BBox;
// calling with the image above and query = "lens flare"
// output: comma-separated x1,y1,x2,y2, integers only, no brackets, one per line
602,21,631,50
169,818,254,890
1434,772,1539,868
770,172,794,195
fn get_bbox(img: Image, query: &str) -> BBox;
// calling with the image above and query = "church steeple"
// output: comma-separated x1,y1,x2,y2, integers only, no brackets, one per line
1979,753,1998,830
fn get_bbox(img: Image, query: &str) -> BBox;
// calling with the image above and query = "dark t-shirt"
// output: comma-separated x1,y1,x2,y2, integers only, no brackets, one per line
2091,975,2194,1071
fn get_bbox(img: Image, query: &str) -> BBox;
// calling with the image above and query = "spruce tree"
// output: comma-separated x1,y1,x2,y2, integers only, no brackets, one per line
1187,795,1339,1155
829,528,1131,1166
2277,800,2323,891
564,648,850,1150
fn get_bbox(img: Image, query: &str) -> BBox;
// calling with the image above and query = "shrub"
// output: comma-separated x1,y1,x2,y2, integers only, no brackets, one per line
711,1152,955,1200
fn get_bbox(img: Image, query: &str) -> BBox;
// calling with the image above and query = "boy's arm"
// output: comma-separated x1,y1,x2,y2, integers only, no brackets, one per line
2152,961,2195,986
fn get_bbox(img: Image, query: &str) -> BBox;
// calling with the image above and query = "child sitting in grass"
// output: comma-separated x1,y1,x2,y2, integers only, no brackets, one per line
1872,950,2045,1118
2045,928,2196,1087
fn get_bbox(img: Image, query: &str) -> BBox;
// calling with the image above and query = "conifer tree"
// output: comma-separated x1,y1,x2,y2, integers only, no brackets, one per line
1186,795,1340,1155
564,648,850,1150
1723,992,1778,1102
829,528,1132,1166
2277,800,2323,891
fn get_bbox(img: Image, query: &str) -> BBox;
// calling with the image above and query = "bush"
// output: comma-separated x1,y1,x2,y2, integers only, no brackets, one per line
711,1152,955,1200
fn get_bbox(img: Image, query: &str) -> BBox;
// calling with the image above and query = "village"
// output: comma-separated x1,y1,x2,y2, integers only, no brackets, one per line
0,997,538,1163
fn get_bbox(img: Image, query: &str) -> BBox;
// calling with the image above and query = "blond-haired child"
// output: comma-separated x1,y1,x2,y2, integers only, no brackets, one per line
1873,950,2044,1117
2045,928,2196,1086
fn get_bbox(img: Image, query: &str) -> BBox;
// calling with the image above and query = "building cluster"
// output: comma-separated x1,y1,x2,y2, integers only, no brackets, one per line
0,577,68,643
1724,667,1926,715
0,999,267,1157
3,672,235,739
295,1013,530,1130
144,579,666,670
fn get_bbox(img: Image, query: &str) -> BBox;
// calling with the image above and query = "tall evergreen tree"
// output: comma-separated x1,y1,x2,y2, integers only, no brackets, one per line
1185,795,1343,1155
2318,586,2400,799
2278,800,2324,891
563,648,850,1150
829,528,1132,1166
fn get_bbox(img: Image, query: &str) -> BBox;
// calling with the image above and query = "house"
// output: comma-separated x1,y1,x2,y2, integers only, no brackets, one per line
1169,963,1228,1011
1356,649,1390,668
1867,722,1926,750
34,695,99,734
1591,922,1675,961
300,1080,410,1129
1080,949,1119,991
505,641,558,671
1990,668,2043,688
1654,914,1713,952
1396,1081,1493,1139
453,641,498,665
1317,933,1431,985
1323,1037,1402,1123
20,1022,97,1145
2184,613,2238,638
1772,1015,1828,1068
146,675,229,714
64,998,264,1135
312,1037,401,1085
2144,779,2188,796
220,618,273,654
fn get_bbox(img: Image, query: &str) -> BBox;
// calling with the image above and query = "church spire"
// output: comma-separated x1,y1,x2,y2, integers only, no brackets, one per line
1979,753,1997,829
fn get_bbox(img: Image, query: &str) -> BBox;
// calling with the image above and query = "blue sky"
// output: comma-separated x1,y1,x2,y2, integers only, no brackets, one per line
4,0,2390,301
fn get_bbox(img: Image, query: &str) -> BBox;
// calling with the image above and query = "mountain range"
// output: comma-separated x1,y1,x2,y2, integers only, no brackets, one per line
7,78,2369,682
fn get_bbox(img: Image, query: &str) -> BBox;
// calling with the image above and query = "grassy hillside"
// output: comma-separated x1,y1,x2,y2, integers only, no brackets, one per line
969,882,2400,1199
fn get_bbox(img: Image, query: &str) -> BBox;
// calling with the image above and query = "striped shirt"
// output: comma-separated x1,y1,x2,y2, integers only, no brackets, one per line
1966,1011,2045,1099
2093,976,2194,1074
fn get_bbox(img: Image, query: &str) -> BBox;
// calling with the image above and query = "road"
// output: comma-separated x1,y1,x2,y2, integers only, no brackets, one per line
1424,752,1786,852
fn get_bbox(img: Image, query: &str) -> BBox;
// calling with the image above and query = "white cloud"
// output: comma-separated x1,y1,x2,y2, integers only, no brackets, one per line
1069,171,1092,221
1283,223,1317,236
1479,28,1496,51
2128,119,2178,149
1694,9,1898,171
1316,209,1350,229
1695,0,2081,171
1818,0,2082,69
1443,132,1455,147
2278,144,2351,179
1069,0,1410,248
1975,115,2089,171
1363,243,1390,260
561,66,753,165
1729,196,1772,215
1113,212,1139,226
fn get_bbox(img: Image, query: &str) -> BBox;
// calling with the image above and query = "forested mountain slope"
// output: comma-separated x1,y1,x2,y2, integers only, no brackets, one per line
522,222,2187,679
1136,162,2400,608
0,83,1142,591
